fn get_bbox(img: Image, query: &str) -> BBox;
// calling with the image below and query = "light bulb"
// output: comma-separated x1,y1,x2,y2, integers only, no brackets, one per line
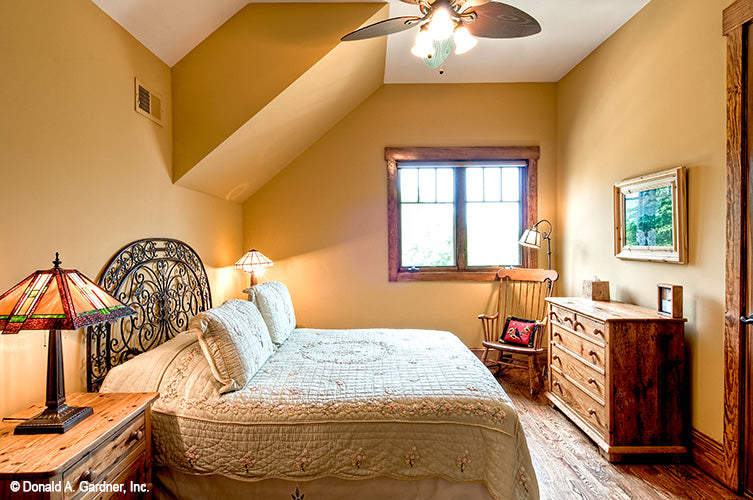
428,7,455,41
411,28,434,58
453,26,477,54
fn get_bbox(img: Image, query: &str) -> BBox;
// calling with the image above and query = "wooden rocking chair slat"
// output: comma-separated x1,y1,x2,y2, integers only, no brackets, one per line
478,268,558,395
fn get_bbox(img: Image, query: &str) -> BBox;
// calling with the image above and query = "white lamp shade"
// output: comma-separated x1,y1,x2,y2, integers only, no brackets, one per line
233,250,274,273
519,228,542,249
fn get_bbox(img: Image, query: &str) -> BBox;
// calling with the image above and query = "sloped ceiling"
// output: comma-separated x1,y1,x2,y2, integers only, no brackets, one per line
88,0,653,202
92,0,652,82
169,3,387,202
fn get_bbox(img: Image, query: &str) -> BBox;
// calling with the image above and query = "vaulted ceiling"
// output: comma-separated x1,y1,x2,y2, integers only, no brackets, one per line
89,0,652,201
92,0,652,82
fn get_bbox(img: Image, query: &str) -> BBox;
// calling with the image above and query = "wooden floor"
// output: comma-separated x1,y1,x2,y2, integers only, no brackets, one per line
499,377,745,500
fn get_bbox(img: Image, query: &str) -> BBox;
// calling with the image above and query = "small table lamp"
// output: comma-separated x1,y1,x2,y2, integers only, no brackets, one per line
519,219,553,270
0,253,135,434
234,249,274,286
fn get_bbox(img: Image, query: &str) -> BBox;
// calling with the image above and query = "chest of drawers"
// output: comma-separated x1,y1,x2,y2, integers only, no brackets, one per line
545,297,686,462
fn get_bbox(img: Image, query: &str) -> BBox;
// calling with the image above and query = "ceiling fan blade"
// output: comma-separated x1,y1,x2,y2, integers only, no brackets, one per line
341,16,421,41
464,2,541,39
454,0,491,9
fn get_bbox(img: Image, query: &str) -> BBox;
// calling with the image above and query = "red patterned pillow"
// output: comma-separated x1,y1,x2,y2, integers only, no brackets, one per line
501,317,538,347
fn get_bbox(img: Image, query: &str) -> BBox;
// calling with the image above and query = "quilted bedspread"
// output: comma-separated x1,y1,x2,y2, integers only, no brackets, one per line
101,328,539,500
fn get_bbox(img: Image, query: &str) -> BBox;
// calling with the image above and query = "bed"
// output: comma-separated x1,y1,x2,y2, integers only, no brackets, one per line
89,239,539,500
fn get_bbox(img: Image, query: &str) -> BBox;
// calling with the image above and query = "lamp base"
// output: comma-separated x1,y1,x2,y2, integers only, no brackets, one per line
14,404,93,435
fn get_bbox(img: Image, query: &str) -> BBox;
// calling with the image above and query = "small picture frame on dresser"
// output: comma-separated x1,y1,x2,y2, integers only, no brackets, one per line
658,283,683,318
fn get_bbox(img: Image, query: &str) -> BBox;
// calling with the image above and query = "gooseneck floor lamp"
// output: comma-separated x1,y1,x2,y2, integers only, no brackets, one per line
519,219,553,270
0,253,135,434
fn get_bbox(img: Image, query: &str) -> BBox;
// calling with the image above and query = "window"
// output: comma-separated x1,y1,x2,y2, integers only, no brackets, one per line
386,147,539,281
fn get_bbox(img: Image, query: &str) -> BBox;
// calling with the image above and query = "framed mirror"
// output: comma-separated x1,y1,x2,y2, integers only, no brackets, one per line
613,166,687,263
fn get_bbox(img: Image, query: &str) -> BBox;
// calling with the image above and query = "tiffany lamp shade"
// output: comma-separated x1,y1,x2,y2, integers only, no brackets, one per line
233,249,274,286
0,253,135,434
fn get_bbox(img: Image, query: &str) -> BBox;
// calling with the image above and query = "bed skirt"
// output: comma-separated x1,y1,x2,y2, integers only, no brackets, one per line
154,467,496,500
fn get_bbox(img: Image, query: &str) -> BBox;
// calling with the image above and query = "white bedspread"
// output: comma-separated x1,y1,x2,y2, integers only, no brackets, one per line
101,328,538,500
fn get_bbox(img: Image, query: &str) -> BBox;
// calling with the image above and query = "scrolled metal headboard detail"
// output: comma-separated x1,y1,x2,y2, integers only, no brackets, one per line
86,238,212,391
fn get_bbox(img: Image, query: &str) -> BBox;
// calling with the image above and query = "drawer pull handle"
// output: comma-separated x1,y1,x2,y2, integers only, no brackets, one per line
593,328,603,337
552,354,560,361
588,377,597,385
588,350,597,357
587,408,597,416
80,469,98,483
563,317,573,325
553,331,562,338
573,321,584,331
549,311,560,321
127,429,144,443
552,381,561,389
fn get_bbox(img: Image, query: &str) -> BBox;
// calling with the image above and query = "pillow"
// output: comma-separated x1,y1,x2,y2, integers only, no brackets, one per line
190,300,274,394
501,316,538,347
246,281,296,345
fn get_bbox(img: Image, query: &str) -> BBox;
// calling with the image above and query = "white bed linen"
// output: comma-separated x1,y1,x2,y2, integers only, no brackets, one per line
101,328,538,500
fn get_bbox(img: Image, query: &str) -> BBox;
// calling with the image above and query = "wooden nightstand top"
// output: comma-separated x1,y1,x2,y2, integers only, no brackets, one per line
0,392,158,478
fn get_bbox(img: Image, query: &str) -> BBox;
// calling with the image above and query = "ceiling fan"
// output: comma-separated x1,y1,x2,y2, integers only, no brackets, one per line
341,0,541,68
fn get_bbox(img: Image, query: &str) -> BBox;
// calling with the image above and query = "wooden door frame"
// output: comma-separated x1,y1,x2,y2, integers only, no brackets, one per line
724,0,753,491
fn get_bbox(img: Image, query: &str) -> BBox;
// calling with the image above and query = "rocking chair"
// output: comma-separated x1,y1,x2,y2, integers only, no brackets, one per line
478,268,558,395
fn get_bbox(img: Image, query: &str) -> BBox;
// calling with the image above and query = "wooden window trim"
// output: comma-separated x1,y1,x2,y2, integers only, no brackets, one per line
386,146,539,282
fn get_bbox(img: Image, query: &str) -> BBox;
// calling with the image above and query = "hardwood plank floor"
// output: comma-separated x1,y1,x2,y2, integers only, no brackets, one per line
499,377,744,500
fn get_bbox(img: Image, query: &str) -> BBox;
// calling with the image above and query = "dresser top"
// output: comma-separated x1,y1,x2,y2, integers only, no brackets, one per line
0,392,158,477
546,297,686,322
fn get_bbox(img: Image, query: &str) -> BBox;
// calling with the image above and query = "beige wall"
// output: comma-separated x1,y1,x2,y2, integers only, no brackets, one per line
557,0,729,440
0,0,243,418
243,83,557,345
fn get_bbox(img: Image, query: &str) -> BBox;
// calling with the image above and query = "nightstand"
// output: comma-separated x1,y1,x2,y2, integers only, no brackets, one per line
0,392,159,499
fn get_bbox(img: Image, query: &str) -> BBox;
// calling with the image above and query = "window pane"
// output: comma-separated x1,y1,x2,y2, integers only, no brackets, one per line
401,204,455,267
501,168,520,201
484,168,501,202
436,168,454,202
466,202,520,266
466,167,483,202
418,168,436,203
400,168,418,202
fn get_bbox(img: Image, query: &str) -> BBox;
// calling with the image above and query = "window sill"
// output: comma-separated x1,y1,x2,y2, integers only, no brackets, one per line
391,270,500,282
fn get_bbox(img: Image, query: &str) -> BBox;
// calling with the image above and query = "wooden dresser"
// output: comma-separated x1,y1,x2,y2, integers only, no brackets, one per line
0,392,158,500
545,297,686,461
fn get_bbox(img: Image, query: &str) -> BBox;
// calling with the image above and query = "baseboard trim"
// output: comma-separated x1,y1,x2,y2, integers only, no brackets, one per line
690,428,725,485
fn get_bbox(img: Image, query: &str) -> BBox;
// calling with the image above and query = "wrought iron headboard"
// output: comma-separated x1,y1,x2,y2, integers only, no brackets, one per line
86,238,212,391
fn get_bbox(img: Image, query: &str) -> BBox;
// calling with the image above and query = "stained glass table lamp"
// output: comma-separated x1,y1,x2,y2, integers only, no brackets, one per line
0,253,135,434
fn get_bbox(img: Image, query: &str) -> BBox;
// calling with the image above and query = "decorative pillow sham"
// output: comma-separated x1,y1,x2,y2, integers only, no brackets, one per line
501,316,538,347
189,299,274,394
245,281,296,345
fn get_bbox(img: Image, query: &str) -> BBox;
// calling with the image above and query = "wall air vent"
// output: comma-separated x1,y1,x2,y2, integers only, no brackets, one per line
134,78,163,126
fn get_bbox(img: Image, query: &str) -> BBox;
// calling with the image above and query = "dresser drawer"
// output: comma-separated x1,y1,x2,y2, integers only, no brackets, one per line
63,413,146,500
550,325,606,370
550,371,607,438
550,344,606,402
550,305,606,346
571,314,607,345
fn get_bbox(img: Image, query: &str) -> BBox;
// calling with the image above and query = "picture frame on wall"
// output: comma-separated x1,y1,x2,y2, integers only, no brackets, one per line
613,166,687,264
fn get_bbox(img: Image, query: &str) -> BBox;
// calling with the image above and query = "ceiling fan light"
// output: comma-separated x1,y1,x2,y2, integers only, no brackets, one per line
411,28,434,58
453,26,477,54
428,7,455,40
